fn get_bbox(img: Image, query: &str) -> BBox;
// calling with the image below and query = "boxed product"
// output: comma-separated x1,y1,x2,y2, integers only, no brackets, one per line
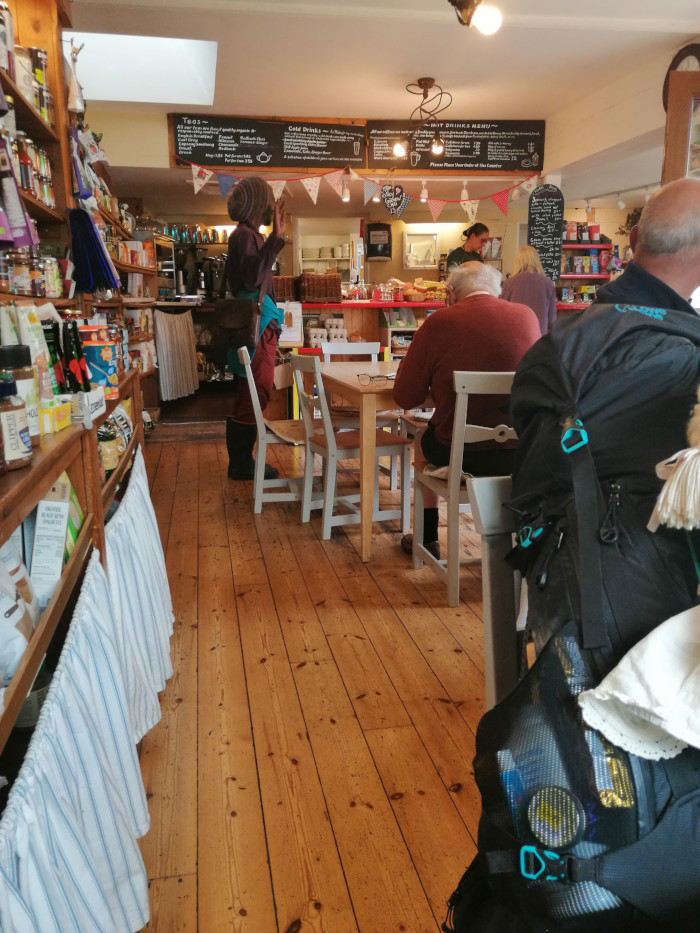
590,251,599,274
588,223,601,242
82,341,119,399
581,256,591,274
566,220,578,242
573,256,583,274
40,398,72,434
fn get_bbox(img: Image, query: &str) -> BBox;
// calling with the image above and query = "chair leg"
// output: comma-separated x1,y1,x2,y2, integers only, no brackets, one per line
321,453,337,540
301,446,315,523
413,479,425,569
400,444,411,533
253,432,266,514
373,456,380,518
389,423,399,491
446,503,461,607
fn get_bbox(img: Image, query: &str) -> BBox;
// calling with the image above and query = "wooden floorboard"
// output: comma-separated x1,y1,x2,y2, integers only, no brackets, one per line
140,440,491,932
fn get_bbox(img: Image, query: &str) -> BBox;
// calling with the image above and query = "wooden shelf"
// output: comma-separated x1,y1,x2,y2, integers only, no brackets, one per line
112,259,157,275
0,518,94,753
0,426,84,545
97,205,134,241
121,297,156,307
20,190,65,225
102,430,139,510
0,290,77,307
129,331,155,343
0,69,59,143
562,242,611,249
139,368,157,379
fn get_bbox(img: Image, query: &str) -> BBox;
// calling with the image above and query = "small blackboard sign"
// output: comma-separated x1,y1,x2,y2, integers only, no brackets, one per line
367,120,544,171
528,184,565,282
170,114,366,169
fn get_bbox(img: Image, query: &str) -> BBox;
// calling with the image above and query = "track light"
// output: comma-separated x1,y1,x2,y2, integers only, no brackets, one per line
372,191,381,202
420,181,429,202
341,179,350,202
393,139,408,158
448,1,502,34
431,133,445,156
616,194,626,210
585,199,591,213
460,181,469,202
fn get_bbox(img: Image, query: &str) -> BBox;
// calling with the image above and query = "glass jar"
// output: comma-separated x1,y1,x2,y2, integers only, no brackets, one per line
28,253,45,298
0,344,40,446
0,380,33,469
8,248,31,295
0,251,8,291
42,256,61,298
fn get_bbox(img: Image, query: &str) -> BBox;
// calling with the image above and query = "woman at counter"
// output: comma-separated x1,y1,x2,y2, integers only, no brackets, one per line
226,176,286,480
501,245,556,335
446,223,490,271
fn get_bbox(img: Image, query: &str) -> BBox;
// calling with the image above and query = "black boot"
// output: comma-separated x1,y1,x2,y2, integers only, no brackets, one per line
226,419,279,481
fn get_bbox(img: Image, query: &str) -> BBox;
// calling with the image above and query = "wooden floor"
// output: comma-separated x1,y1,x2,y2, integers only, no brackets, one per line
139,437,488,933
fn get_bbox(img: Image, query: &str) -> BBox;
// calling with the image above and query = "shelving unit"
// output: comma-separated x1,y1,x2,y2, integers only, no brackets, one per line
556,240,613,313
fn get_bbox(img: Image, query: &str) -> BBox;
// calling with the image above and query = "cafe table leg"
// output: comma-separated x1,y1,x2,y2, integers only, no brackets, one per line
359,392,378,562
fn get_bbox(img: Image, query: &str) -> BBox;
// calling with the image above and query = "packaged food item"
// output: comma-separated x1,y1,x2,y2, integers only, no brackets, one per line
573,256,583,274
0,344,40,445
17,305,56,399
590,251,599,274
0,380,32,469
97,421,123,478
588,223,601,242
566,220,578,242
0,303,19,345
581,256,591,274
82,341,119,398
39,397,72,434
0,537,39,625
0,560,34,688
41,320,67,392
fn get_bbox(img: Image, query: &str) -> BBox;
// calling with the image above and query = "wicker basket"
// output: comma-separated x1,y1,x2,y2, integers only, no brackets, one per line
295,272,342,303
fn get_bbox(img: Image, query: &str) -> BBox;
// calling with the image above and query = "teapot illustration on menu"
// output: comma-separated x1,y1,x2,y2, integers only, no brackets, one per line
257,152,272,163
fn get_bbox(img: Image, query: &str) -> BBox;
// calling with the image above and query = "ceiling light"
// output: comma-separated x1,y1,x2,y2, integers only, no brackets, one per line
420,181,429,202
372,191,381,202
431,134,445,156
393,139,408,158
585,199,591,213
616,194,626,210
448,1,502,34
461,182,469,202
471,5,502,35
341,179,350,202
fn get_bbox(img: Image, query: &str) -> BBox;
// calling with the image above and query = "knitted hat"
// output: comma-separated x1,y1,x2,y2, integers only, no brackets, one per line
227,176,273,222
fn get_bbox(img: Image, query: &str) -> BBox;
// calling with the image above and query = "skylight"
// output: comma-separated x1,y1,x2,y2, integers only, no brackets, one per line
64,33,217,106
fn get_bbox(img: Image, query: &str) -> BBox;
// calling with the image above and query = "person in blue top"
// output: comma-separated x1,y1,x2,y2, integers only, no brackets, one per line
225,176,286,480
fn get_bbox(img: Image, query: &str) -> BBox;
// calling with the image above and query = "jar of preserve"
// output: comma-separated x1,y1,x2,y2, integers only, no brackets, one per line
0,251,8,291
0,344,40,446
28,253,45,298
43,255,61,298
0,380,33,469
8,248,31,295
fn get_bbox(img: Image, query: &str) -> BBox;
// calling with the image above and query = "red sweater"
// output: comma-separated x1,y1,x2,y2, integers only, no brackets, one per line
393,294,540,447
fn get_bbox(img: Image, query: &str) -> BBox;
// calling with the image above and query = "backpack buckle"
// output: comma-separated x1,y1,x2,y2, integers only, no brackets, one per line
561,419,588,454
517,524,545,548
519,845,570,883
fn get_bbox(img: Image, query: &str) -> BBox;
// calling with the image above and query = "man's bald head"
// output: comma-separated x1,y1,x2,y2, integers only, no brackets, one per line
633,178,700,300
637,178,700,257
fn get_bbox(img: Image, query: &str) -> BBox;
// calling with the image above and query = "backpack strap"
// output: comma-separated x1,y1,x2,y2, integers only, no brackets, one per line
485,846,602,885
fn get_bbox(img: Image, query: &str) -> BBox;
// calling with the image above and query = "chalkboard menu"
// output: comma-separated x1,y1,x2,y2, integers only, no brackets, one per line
367,120,544,171
528,184,565,281
170,114,366,169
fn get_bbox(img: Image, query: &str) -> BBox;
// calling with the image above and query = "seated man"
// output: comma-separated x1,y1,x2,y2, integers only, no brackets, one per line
393,261,540,558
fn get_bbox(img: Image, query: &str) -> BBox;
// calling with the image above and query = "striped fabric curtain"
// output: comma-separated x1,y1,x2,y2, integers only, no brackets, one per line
153,308,199,401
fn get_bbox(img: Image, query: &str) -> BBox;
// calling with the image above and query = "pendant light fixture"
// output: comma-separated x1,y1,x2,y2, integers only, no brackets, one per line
391,77,452,163
420,181,429,202
341,178,350,202
616,194,626,210
447,0,503,34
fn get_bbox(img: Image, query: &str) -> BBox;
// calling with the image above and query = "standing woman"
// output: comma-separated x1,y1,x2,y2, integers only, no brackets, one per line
501,244,557,335
225,176,286,480
446,223,490,271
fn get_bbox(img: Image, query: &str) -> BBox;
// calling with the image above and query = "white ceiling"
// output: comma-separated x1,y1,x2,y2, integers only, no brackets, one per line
72,0,700,216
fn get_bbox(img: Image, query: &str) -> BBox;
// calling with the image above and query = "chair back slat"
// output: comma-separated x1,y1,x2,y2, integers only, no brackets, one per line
237,346,266,437
291,354,337,453
320,342,380,363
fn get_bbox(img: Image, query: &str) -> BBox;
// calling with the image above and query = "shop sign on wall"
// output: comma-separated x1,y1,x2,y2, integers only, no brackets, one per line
170,114,366,169
527,184,565,282
366,120,545,172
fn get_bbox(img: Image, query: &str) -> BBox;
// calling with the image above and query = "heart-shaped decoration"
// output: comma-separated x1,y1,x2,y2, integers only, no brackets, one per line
381,183,411,216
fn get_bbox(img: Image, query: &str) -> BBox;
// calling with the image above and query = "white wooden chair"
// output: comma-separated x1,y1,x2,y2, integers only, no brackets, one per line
237,346,304,514
319,341,401,490
412,371,516,607
291,354,412,540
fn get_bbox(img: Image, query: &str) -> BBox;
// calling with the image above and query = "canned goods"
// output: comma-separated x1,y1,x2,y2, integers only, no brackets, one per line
28,47,47,86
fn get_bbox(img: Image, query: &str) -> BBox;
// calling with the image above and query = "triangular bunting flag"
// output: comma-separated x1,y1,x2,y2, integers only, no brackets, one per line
325,169,345,197
461,199,479,225
268,179,286,201
363,179,381,204
349,168,362,181
192,164,213,194
491,189,509,216
522,176,538,195
217,173,237,199
396,194,412,218
301,176,322,204
427,199,446,223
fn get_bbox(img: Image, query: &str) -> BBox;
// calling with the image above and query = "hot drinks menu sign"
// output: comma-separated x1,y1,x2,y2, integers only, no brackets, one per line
366,120,545,172
170,114,366,169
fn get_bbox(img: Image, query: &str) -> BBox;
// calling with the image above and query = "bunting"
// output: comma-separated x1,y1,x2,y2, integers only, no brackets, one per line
427,199,447,223
324,169,346,197
268,178,287,201
490,189,509,216
300,176,321,203
192,165,213,194
363,179,381,204
521,176,538,195
396,194,412,218
461,199,479,225
217,173,237,199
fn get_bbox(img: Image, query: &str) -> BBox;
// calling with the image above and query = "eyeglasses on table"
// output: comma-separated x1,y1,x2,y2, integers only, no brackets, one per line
357,373,396,387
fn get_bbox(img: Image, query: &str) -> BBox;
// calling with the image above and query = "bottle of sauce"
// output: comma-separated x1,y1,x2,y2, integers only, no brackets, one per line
0,380,32,469
0,345,40,446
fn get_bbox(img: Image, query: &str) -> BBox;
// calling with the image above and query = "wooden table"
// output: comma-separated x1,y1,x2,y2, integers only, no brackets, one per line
319,360,400,561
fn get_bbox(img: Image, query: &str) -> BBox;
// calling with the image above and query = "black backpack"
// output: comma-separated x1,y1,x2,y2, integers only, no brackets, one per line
444,303,700,933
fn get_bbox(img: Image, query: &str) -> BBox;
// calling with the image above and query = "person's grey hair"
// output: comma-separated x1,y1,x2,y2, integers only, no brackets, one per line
447,262,502,299
637,179,700,256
